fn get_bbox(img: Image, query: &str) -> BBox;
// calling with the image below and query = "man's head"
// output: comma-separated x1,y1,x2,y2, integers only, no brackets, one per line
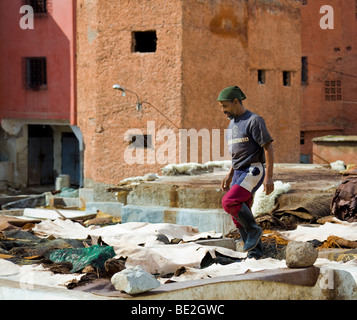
217,86,247,120
217,86,246,102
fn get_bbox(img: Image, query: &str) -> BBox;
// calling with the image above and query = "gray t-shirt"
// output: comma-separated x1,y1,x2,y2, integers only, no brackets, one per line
226,110,273,170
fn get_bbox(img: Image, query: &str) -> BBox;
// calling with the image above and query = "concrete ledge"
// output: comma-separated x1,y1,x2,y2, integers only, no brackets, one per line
85,202,123,218
1,266,356,300
121,205,235,234
76,266,356,300
126,183,224,209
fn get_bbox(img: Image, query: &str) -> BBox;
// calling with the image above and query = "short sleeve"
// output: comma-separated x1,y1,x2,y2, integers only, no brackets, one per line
250,116,273,147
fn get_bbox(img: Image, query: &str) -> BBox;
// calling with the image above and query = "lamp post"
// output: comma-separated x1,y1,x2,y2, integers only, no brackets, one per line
113,84,142,111
113,84,179,129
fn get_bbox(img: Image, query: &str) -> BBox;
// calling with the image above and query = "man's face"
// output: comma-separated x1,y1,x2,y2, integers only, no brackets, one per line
219,99,238,120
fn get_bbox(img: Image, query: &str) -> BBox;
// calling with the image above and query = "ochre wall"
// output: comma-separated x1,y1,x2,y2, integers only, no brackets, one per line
76,0,184,185
182,0,301,164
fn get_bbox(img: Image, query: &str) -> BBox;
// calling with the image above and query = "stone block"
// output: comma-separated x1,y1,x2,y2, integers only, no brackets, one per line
85,202,123,218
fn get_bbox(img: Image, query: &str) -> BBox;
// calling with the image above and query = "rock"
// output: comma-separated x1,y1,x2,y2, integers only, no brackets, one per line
143,173,158,181
111,265,160,294
105,258,126,276
285,241,318,268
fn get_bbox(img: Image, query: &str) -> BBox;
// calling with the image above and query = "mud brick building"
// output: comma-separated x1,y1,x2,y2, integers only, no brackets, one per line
77,0,301,192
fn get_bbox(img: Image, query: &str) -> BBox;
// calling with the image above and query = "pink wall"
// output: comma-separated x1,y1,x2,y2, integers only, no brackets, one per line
0,0,76,123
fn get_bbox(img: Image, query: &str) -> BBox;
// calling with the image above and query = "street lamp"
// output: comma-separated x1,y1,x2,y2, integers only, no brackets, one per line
113,84,142,111
112,84,179,129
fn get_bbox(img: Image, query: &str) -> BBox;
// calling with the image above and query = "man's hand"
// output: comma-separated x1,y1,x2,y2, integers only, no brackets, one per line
221,167,234,191
263,176,274,195
221,174,233,191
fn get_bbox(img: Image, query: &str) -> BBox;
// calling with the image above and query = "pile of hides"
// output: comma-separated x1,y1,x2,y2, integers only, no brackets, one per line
32,220,245,275
252,181,291,217
253,187,337,230
331,175,357,223
161,161,231,176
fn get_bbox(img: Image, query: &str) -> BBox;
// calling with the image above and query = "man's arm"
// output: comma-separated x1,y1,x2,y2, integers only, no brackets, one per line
263,141,274,195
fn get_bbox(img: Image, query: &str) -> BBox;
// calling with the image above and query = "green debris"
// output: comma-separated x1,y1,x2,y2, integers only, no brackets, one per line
49,245,116,273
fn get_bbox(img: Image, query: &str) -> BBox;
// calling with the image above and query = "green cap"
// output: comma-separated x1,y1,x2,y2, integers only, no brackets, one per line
217,86,247,101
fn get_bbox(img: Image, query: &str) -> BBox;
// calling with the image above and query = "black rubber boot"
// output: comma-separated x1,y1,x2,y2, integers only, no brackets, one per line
236,203,263,252
238,228,263,259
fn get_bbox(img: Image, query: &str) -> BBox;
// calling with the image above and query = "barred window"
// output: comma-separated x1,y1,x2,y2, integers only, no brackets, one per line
22,0,47,15
325,80,342,101
23,57,47,90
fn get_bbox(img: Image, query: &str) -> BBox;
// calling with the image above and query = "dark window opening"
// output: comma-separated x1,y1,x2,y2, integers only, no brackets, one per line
129,135,152,149
132,31,157,53
300,132,305,145
23,57,47,90
301,0,308,5
301,57,308,85
258,70,266,84
23,0,47,14
283,71,291,87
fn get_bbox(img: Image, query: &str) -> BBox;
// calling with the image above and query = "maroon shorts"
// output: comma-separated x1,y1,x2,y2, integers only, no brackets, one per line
222,163,265,228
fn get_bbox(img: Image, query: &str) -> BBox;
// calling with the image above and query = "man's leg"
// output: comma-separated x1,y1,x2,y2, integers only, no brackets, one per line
222,184,262,252
222,164,265,253
233,197,263,259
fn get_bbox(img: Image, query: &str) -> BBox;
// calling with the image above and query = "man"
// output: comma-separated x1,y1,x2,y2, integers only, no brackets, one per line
218,86,274,259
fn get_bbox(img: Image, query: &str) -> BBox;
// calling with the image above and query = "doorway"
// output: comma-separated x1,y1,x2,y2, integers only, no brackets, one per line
28,125,54,185
61,132,80,186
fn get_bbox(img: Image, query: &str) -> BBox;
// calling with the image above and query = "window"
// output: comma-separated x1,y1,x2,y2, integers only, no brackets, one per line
23,0,47,14
325,80,342,101
23,57,47,90
283,71,291,87
129,135,152,149
258,70,266,84
301,57,308,85
301,0,308,5
132,31,157,53
300,131,305,145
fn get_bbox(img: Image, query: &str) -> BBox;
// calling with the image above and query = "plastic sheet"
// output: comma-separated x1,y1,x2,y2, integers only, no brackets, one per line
50,245,116,273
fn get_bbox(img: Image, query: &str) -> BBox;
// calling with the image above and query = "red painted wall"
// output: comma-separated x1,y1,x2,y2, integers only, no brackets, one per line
0,0,76,123
301,0,357,160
